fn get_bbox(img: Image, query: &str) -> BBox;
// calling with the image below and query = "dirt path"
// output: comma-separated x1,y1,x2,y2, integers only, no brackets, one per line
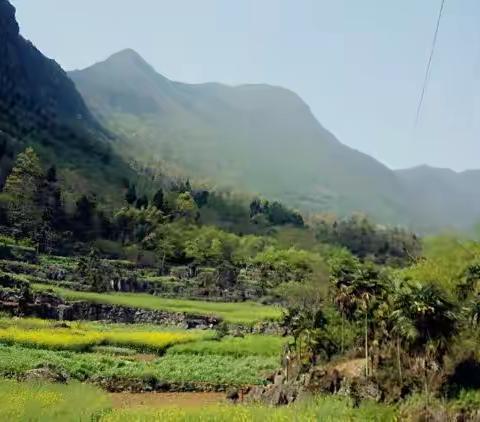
109,392,225,409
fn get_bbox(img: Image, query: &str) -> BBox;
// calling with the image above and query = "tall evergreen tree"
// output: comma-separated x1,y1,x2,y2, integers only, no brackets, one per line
152,188,164,211
125,183,137,205
135,195,148,209
3,147,43,237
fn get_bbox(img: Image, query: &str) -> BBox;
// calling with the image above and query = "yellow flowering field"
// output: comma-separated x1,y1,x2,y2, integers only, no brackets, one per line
0,318,208,353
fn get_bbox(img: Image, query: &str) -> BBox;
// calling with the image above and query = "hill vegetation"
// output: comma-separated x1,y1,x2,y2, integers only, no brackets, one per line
3,0,480,419
70,49,480,231
0,0,134,205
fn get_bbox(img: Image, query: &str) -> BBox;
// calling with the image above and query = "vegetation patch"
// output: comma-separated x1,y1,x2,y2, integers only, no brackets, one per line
0,379,110,422
0,344,277,387
32,284,282,324
101,395,396,421
168,335,288,358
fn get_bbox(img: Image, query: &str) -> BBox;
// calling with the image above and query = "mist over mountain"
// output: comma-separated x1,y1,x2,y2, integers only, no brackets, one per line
69,49,480,231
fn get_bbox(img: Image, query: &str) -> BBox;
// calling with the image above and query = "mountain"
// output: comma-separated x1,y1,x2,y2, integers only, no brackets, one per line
69,49,480,231
0,0,133,201
70,50,415,225
395,165,480,232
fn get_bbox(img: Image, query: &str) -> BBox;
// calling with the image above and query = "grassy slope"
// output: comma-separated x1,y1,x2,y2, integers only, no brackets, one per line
32,284,282,324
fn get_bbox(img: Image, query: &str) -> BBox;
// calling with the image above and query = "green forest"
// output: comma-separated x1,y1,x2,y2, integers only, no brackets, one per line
1,147,480,420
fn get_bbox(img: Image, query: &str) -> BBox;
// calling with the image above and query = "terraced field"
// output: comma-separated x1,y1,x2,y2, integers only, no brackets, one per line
32,283,282,324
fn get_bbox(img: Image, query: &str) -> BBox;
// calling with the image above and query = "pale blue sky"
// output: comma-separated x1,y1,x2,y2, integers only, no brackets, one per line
10,0,480,171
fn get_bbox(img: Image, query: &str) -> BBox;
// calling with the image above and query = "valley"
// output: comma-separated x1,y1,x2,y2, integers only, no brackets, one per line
2,0,480,420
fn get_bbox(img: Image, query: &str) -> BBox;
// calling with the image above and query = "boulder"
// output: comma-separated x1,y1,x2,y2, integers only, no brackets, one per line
24,367,68,383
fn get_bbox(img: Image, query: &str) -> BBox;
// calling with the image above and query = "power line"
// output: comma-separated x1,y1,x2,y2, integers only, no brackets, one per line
414,0,446,128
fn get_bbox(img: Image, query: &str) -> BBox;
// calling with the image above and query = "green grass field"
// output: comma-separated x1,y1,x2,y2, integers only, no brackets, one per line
0,344,278,387
32,284,282,324
168,334,288,357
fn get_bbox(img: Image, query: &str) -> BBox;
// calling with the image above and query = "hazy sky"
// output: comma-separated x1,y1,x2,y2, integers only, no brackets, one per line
10,0,480,171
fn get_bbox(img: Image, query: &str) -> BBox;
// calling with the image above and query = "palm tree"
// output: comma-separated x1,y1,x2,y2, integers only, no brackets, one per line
389,280,418,384
350,274,385,377
329,254,360,354
456,263,480,300
330,257,385,377
464,300,480,327
391,281,457,399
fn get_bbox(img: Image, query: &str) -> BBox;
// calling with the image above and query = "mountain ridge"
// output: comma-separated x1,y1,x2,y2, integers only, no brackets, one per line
69,48,480,231
70,49,417,224
0,0,134,202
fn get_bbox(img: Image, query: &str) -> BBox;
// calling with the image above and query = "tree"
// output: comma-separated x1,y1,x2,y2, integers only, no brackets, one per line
37,164,66,251
329,253,361,353
125,183,137,205
46,165,57,183
330,255,385,376
185,226,239,266
3,147,43,237
73,195,97,241
175,192,198,221
249,198,262,218
278,269,335,367
152,188,165,211
192,190,209,208
76,249,121,292
114,205,163,245
135,195,148,209
456,263,480,301
390,282,457,399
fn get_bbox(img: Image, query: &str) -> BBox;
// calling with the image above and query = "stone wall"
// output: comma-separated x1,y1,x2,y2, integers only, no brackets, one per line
0,289,283,334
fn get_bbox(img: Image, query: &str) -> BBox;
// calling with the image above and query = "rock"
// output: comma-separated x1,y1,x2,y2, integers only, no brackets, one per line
267,384,288,405
350,378,383,404
273,372,285,385
24,367,68,383
226,388,240,402
244,385,265,403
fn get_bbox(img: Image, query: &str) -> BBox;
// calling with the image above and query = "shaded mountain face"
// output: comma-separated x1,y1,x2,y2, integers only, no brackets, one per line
0,0,92,122
0,0,132,199
70,49,480,231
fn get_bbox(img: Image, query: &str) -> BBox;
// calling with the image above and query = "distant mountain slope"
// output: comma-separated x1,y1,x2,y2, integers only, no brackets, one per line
395,166,480,231
70,49,480,230
69,50,411,224
0,0,133,201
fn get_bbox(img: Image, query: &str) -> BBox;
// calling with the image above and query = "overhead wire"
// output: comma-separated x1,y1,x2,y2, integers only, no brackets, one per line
414,0,446,128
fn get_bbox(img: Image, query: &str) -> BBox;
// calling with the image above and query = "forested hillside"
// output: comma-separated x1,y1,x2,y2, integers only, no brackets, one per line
0,0,133,204
69,50,411,226
70,49,480,231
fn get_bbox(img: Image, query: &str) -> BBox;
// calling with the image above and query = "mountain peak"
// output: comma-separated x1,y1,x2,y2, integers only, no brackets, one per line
108,48,145,62
0,0,19,37
102,48,156,74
